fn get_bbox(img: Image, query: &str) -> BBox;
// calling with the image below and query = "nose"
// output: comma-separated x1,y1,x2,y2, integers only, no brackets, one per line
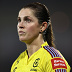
18,22,24,29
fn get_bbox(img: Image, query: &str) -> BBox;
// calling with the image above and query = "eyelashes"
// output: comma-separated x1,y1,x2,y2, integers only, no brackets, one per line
17,17,32,23
24,17,32,23
17,17,21,23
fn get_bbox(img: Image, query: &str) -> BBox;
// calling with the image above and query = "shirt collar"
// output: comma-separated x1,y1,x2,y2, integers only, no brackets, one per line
41,41,48,48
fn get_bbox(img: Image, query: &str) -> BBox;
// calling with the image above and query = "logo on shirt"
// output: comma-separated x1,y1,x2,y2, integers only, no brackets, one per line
33,58,40,67
30,69,37,71
30,58,40,71
51,58,67,70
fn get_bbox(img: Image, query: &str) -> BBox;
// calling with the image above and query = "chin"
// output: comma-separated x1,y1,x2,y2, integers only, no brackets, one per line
19,39,28,44
19,36,26,41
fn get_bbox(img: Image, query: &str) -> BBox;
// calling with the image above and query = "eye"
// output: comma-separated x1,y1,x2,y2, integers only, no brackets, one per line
27,19,31,23
24,17,32,23
17,17,21,23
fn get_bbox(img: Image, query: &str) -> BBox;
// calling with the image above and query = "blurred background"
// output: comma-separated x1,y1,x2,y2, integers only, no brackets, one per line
0,0,72,72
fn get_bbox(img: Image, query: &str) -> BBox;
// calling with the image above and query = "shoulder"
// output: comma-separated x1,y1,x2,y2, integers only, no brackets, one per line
18,50,27,59
43,45,62,58
11,50,27,68
43,46,71,71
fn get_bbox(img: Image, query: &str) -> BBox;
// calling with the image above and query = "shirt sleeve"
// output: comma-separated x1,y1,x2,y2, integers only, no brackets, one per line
45,57,71,72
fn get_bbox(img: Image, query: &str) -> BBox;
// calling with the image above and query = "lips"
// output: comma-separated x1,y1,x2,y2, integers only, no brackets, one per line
18,31,25,35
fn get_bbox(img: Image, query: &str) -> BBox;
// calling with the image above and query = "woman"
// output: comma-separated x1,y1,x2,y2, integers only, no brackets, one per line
11,2,71,72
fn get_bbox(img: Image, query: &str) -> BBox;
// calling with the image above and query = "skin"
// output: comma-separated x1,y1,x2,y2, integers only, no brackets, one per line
17,8,47,58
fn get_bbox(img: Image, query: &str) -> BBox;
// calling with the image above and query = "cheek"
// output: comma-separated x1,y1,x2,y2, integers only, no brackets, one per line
27,25,38,33
27,27,35,35
27,25,40,36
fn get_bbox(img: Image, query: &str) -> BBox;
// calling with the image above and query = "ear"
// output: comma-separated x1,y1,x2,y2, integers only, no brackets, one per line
40,22,47,32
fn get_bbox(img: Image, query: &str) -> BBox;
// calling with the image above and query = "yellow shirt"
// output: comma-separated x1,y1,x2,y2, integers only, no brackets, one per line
11,42,71,72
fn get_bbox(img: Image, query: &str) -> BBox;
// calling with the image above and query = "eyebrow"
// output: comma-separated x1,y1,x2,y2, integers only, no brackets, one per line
17,16,32,19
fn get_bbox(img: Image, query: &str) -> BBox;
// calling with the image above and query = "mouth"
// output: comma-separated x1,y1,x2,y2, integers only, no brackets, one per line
18,31,25,35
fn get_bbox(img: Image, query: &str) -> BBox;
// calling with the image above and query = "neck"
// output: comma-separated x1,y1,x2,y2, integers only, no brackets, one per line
26,34,44,58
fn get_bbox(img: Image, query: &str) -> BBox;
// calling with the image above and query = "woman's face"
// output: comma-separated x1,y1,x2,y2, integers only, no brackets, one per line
17,8,41,44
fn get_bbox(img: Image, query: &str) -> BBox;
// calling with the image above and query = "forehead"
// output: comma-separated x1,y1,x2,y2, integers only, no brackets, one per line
18,8,35,17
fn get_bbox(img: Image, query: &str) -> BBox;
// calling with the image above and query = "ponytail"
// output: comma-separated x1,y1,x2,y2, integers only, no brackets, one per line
43,21,55,48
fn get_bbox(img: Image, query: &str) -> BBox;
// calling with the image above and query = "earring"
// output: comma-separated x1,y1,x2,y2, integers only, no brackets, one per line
41,30,42,32
39,30,42,33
